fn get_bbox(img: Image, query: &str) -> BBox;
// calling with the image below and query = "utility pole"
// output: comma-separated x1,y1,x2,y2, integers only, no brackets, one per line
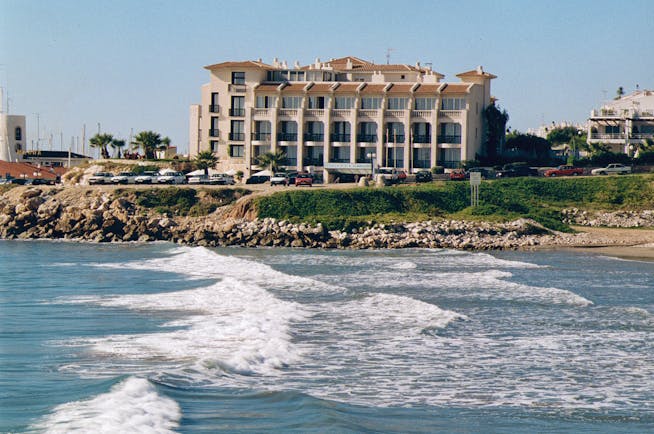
82,124,86,156
386,48,394,65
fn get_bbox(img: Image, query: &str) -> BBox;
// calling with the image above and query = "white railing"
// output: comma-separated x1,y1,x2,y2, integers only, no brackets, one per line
253,108,270,117
228,84,247,92
305,109,325,117
385,110,405,118
439,110,463,118
589,133,625,140
331,109,352,117
358,109,379,117
411,110,432,118
279,109,298,117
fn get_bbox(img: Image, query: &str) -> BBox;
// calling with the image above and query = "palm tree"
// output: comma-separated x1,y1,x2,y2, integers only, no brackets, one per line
194,150,219,175
256,149,287,172
132,131,162,159
89,133,113,159
110,138,126,158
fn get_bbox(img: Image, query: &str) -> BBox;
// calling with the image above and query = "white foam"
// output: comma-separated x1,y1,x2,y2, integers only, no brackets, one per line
34,377,180,434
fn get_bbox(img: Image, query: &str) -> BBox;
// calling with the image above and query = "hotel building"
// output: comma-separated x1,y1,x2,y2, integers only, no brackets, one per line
189,56,497,181
587,89,654,154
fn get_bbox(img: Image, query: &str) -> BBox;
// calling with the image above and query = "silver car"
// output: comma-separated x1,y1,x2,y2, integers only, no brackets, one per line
135,171,160,184
111,172,138,184
157,171,186,184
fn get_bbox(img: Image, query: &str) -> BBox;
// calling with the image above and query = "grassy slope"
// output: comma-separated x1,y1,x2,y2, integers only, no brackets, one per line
255,175,654,232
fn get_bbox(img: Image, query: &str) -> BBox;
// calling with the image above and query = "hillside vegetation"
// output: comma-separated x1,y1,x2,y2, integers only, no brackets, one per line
256,175,654,232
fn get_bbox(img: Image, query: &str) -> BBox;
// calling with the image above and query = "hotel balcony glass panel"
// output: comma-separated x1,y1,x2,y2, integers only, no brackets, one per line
304,133,324,142
282,158,297,166
229,108,245,117
357,134,377,143
209,105,219,113
303,157,324,166
277,132,298,141
209,129,219,137
330,133,350,142
437,135,462,144
229,132,245,141
251,132,271,141
384,135,405,143
413,159,431,168
413,134,431,144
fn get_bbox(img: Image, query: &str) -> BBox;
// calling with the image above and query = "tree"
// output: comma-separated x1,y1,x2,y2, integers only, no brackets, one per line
256,149,287,172
483,103,509,160
546,126,585,145
132,131,163,159
110,138,126,158
194,150,219,175
89,133,113,159
615,86,625,100
505,132,551,160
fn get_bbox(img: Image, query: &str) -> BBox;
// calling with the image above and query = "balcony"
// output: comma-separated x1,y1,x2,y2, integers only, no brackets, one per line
413,134,431,144
305,109,325,118
439,110,463,118
413,159,431,169
330,133,351,142
357,134,377,143
228,84,246,93
384,135,405,144
303,133,324,142
331,109,352,118
209,105,219,113
358,109,379,118
253,108,271,117
303,157,324,166
209,129,219,137
631,133,654,139
437,135,461,144
385,110,405,118
279,109,298,117
277,132,298,142
411,110,432,118
588,133,625,140
329,158,350,163
440,160,460,169
282,158,297,166
251,132,271,142
229,132,245,141
229,108,245,117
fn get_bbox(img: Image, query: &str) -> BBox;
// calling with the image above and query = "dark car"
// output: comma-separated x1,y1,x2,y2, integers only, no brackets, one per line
495,165,539,178
415,170,433,183
466,167,494,179
245,175,270,184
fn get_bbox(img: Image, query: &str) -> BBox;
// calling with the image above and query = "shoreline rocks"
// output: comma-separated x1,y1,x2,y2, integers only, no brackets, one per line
1,187,652,250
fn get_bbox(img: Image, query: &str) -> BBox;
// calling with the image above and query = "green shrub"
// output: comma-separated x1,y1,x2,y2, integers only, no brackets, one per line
431,166,444,174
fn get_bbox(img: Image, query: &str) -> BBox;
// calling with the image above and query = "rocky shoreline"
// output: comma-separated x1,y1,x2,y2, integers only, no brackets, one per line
1,186,653,250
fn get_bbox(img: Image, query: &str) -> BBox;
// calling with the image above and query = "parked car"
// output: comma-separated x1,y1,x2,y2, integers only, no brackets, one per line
466,167,495,179
111,172,138,184
495,165,539,178
295,172,313,187
1,177,29,185
449,168,467,181
591,163,632,175
157,171,186,184
188,174,211,185
375,167,400,185
415,170,433,183
88,172,114,185
397,171,407,183
544,165,584,177
210,174,235,185
270,172,290,186
245,175,270,184
134,171,159,184
31,178,56,185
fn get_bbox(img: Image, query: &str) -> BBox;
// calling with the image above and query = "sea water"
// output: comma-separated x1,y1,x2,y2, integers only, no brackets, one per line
1,240,653,433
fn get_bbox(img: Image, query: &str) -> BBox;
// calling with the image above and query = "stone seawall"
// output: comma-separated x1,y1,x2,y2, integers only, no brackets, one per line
1,187,652,249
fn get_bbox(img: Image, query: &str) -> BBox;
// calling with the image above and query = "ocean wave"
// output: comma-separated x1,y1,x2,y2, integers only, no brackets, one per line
33,377,180,433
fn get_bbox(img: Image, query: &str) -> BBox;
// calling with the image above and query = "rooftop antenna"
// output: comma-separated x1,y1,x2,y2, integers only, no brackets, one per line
386,48,395,65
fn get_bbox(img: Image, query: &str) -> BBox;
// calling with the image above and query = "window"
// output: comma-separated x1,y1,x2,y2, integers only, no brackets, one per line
256,95,276,108
15,127,22,141
210,141,219,152
231,71,245,84
230,96,245,116
439,123,462,143
230,120,245,141
334,96,355,109
308,96,326,109
210,93,219,112
441,98,466,110
282,96,302,108
387,97,407,110
605,125,621,134
414,98,436,110
385,122,405,142
360,97,381,110
210,117,219,137
229,145,244,157
289,71,305,81
15,143,22,152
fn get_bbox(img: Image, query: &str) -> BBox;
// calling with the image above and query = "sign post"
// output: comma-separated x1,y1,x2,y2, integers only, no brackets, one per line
469,172,481,207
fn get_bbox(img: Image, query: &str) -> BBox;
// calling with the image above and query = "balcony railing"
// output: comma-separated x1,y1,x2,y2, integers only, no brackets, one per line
631,133,654,139
281,158,297,166
412,159,431,169
229,108,245,117
303,133,324,142
440,160,460,169
358,109,379,117
253,108,271,116
331,109,352,117
251,132,271,141
589,133,625,140
357,134,377,143
437,135,462,144
413,134,431,144
384,135,406,143
229,132,245,141
385,110,405,118
411,110,432,118
305,109,325,117
439,110,463,118
228,84,246,92
209,105,219,113
330,133,351,142
303,157,324,166
209,129,219,137
279,109,298,117
277,132,298,141
329,158,350,163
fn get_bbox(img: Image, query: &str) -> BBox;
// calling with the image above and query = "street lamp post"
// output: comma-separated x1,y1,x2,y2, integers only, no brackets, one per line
367,151,376,179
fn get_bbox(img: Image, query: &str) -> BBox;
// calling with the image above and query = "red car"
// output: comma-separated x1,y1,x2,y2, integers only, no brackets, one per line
449,169,466,181
544,165,584,177
295,173,313,187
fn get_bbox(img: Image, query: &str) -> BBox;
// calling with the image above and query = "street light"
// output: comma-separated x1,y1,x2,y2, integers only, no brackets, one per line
367,151,376,179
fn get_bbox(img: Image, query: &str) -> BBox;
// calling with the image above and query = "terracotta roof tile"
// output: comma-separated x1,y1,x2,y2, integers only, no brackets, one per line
280,83,307,93
441,83,472,94
204,60,274,70
0,161,60,180
359,83,387,94
386,83,414,94
413,84,441,94
456,68,497,79
332,83,361,93
255,84,281,92
306,83,335,93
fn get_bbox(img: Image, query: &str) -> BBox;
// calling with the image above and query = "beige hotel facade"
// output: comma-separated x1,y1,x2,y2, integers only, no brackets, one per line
189,56,496,181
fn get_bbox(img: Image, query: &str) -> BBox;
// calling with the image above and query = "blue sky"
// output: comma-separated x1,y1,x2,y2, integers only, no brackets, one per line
2,0,653,155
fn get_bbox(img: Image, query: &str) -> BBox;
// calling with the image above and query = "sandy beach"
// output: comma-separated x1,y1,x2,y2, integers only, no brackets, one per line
564,226,654,261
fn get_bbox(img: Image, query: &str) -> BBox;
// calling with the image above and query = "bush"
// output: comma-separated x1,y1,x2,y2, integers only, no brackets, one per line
431,166,444,174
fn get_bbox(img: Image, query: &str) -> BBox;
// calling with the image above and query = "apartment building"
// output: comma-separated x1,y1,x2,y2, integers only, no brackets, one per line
587,89,654,154
189,56,496,181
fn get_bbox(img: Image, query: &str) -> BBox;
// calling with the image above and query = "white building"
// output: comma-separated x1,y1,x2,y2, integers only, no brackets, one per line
0,113,26,162
587,90,654,154
190,56,497,181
